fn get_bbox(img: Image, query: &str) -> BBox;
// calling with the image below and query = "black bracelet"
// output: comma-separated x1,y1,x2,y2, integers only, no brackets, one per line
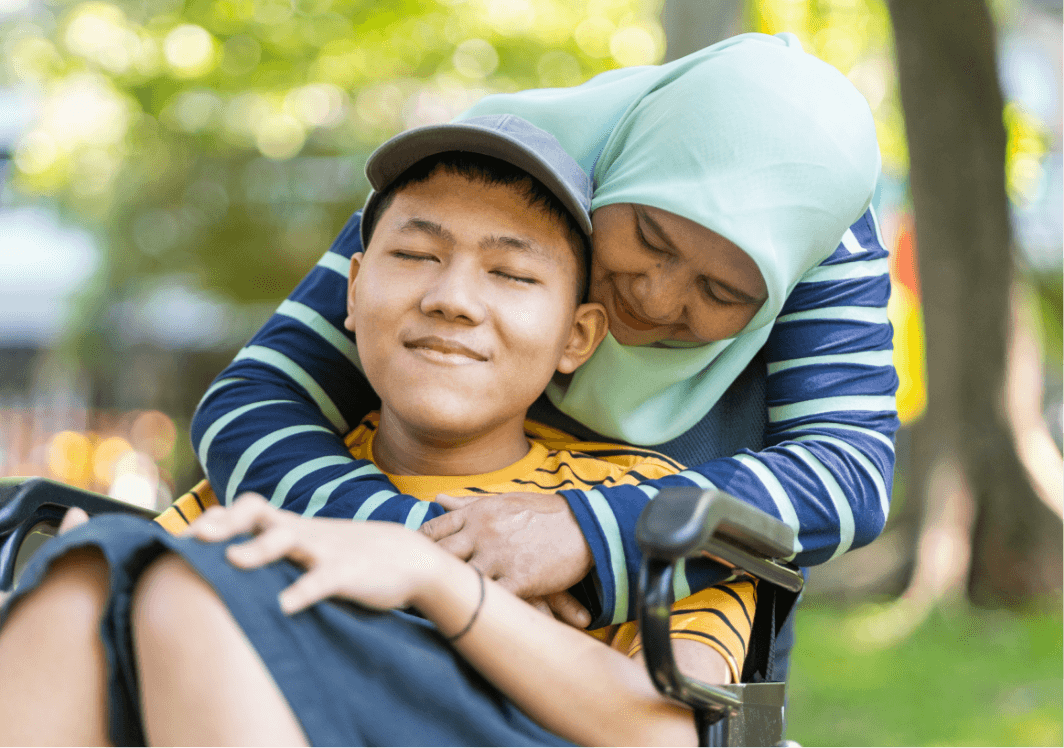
447,567,485,643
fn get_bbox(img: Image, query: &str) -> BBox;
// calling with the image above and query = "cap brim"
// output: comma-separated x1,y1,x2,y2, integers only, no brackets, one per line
364,123,593,238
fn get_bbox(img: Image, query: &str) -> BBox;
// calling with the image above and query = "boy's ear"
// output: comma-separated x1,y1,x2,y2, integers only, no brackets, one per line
343,253,364,333
557,302,609,374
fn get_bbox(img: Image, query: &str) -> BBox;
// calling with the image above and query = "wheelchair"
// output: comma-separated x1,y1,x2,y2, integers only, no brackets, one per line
0,476,803,747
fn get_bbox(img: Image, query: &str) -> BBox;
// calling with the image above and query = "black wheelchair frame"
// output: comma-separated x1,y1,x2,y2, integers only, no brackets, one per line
1,477,803,747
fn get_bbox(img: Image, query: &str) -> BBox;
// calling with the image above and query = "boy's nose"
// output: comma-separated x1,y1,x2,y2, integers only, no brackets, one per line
420,261,486,325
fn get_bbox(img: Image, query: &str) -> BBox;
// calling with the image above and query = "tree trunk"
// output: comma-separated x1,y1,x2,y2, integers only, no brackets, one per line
661,0,743,62
886,0,1062,606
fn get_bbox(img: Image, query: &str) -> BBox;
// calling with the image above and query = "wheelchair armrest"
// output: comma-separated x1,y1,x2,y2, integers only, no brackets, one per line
0,477,156,591
635,487,804,720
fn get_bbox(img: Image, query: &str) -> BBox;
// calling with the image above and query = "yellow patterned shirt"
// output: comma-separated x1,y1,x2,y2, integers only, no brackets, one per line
157,413,755,680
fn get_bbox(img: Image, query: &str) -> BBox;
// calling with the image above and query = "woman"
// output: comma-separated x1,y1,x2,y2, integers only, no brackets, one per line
190,31,896,652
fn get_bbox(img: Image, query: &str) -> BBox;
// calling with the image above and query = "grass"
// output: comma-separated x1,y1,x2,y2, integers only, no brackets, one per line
786,603,1063,746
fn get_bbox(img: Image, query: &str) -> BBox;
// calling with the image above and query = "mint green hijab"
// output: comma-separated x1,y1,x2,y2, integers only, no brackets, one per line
461,33,880,445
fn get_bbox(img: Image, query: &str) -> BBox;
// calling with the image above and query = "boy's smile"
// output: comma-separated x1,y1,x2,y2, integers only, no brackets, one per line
345,168,606,477
405,335,488,364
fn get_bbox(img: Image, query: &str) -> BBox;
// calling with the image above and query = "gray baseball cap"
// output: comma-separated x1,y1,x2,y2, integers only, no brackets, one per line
360,114,593,249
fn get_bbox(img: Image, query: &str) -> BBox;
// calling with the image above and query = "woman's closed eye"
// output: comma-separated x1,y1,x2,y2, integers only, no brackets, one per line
636,222,670,256
701,279,746,305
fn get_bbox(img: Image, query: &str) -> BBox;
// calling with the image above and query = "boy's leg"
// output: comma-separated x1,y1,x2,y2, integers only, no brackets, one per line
0,547,111,746
132,552,309,746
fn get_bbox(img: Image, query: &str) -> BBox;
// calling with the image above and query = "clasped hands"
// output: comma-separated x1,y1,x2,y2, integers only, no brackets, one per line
181,492,595,627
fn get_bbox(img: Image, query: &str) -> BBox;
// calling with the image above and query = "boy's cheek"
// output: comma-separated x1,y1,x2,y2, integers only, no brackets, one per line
352,327,395,389
505,303,578,364
354,292,406,343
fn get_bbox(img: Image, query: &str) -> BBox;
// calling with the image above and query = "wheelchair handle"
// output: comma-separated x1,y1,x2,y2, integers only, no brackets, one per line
0,477,156,590
636,486,803,593
636,486,795,561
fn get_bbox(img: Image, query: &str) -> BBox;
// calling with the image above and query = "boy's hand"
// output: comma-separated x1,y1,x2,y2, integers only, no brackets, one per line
421,492,593,627
187,494,446,615
58,507,90,534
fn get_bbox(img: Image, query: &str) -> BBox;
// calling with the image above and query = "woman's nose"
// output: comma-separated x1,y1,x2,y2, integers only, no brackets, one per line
420,261,486,325
630,269,684,324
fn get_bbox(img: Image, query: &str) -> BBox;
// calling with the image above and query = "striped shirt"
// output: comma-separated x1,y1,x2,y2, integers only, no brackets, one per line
189,208,898,628
160,413,756,681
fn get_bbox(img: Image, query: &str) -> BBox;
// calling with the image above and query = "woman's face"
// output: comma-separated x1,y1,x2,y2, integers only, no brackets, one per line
588,204,768,347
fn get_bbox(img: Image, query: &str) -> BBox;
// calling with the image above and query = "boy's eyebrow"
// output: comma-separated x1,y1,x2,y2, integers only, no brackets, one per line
398,218,456,243
396,220,552,264
479,234,555,263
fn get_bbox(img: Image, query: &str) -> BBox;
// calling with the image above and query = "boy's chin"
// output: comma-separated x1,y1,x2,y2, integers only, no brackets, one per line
387,400,516,443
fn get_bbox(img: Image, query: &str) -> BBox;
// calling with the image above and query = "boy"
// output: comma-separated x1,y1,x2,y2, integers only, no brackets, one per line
182,117,754,743
166,115,752,676
0,117,752,746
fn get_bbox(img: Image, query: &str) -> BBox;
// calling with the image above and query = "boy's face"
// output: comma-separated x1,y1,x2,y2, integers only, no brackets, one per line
345,168,606,443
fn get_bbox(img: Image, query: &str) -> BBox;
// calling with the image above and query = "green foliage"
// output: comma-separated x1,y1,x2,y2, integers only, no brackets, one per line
1033,271,1062,369
3,0,664,303
788,604,1064,746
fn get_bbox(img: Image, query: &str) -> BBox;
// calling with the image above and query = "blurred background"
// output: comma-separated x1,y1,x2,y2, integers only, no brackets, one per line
0,0,1060,743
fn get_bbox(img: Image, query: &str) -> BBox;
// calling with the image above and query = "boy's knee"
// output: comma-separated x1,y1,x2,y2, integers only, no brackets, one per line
132,552,221,650
26,546,109,615
0,546,109,641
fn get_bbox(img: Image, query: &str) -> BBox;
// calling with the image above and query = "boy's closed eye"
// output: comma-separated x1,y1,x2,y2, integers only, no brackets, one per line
390,249,542,287
391,250,439,262
491,267,540,285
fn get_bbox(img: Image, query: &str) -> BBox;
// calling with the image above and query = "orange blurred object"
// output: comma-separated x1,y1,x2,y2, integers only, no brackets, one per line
130,410,178,461
887,216,928,425
47,430,93,487
92,435,134,486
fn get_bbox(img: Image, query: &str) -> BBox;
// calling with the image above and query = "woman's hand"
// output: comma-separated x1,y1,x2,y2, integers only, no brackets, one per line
186,494,447,615
419,492,593,627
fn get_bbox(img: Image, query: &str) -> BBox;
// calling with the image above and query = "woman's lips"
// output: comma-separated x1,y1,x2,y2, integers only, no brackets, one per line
611,288,660,331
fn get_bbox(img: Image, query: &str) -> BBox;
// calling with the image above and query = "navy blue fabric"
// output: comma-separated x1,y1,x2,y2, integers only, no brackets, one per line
1,515,572,747
528,349,768,468
530,350,796,683
190,206,897,629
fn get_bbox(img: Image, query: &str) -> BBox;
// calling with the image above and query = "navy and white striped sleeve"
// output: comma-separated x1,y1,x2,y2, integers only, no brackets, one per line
560,209,900,627
189,211,445,528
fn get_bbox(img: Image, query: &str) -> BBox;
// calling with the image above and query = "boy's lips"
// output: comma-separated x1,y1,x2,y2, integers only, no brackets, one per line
404,335,488,363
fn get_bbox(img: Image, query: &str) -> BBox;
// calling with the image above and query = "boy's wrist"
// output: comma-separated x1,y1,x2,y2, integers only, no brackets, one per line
411,549,485,637
404,532,449,603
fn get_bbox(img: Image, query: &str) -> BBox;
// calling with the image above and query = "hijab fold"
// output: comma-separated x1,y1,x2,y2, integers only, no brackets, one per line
461,33,880,444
